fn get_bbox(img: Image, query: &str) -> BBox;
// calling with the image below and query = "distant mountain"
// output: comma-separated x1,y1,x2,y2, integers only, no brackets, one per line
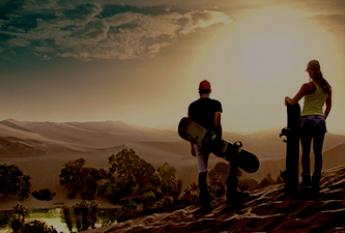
1,119,344,159
0,119,178,148
0,119,344,191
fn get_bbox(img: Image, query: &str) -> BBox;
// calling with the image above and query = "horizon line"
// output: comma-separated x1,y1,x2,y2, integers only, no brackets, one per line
1,118,344,136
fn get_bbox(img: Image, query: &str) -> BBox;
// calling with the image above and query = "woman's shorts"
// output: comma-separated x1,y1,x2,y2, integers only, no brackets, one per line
301,115,327,135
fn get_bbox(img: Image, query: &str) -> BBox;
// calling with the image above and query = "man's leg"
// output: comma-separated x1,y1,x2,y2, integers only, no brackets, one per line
198,171,210,209
226,160,239,203
226,155,250,206
193,144,211,211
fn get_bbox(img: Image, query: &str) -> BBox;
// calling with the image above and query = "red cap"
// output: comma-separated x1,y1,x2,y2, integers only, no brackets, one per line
199,80,211,90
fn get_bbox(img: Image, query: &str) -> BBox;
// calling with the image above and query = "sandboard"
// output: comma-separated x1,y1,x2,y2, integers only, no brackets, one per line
178,117,260,173
280,103,300,194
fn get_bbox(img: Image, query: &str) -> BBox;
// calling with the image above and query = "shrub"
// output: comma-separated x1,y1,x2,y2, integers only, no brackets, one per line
32,189,56,201
22,220,57,233
0,164,31,200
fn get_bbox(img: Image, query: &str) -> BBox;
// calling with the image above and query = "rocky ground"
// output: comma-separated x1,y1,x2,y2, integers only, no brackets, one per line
86,166,345,233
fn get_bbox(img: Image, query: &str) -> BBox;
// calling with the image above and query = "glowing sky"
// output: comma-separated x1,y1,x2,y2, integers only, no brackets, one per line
0,0,344,133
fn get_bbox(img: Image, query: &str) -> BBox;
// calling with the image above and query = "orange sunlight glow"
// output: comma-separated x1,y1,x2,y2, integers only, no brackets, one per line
189,6,341,133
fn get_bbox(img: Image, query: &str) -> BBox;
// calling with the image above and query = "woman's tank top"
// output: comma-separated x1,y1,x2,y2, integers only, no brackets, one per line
301,82,328,117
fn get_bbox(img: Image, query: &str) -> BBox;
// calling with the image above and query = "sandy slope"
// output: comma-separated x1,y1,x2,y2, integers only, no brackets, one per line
85,166,345,233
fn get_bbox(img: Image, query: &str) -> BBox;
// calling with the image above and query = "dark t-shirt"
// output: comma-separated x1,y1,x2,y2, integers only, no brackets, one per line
188,98,222,131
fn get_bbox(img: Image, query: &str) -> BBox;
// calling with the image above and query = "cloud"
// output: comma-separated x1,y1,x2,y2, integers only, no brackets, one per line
0,1,231,61
310,14,345,28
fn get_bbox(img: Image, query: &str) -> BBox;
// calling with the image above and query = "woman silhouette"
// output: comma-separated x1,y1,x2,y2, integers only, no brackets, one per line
285,59,332,193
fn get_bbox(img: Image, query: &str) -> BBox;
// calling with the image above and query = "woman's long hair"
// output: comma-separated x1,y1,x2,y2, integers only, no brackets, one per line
307,60,332,94
312,71,331,94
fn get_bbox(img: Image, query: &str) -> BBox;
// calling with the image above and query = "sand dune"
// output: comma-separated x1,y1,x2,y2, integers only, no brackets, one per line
1,119,344,160
86,165,345,233
324,143,345,169
0,136,46,157
0,119,177,148
0,119,345,203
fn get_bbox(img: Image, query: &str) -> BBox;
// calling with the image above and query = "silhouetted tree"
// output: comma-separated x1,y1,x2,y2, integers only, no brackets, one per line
60,159,104,199
209,162,229,184
72,200,98,231
62,207,73,233
11,204,27,233
157,162,182,198
209,180,226,198
0,164,31,200
208,162,229,197
142,190,157,212
117,201,140,222
59,158,85,198
179,182,199,206
89,202,98,229
73,206,82,231
80,168,100,200
104,149,157,203
17,174,31,201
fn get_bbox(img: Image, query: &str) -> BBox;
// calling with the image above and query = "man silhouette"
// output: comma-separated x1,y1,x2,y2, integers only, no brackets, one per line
188,80,245,213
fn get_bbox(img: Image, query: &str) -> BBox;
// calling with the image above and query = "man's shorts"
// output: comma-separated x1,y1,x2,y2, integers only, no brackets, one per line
191,143,210,173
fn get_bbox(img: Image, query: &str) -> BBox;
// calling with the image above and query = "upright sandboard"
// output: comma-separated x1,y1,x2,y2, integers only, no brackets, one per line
280,103,300,194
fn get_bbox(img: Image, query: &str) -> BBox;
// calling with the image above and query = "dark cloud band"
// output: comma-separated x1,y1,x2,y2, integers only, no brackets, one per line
0,1,230,61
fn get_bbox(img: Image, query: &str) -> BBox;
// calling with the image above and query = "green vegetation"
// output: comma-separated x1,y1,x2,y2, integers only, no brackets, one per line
57,149,281,223
59,158,106,199
0,164,31,200
103,148,158,203
22,220,57,233
0,149,284,230
59,148,186,221
10,204,57,233
208,162,228,198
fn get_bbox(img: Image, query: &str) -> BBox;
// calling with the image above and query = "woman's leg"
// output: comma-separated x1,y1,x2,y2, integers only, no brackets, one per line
301,133,312,185
312,132,325,190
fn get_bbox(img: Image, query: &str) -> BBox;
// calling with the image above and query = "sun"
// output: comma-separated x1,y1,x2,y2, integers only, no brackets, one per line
193,6,339,91
188,6,339,133
200,7,333,81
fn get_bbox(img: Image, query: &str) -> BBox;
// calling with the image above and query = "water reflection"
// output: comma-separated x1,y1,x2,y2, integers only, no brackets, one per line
0,207,118,233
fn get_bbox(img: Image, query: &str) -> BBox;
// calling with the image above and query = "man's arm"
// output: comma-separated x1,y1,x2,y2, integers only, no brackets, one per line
188,109,196,156
214,111,222,139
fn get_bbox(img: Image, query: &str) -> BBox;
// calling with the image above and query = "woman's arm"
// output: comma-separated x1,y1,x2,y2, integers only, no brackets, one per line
285,83,315,105
324,88,332,119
